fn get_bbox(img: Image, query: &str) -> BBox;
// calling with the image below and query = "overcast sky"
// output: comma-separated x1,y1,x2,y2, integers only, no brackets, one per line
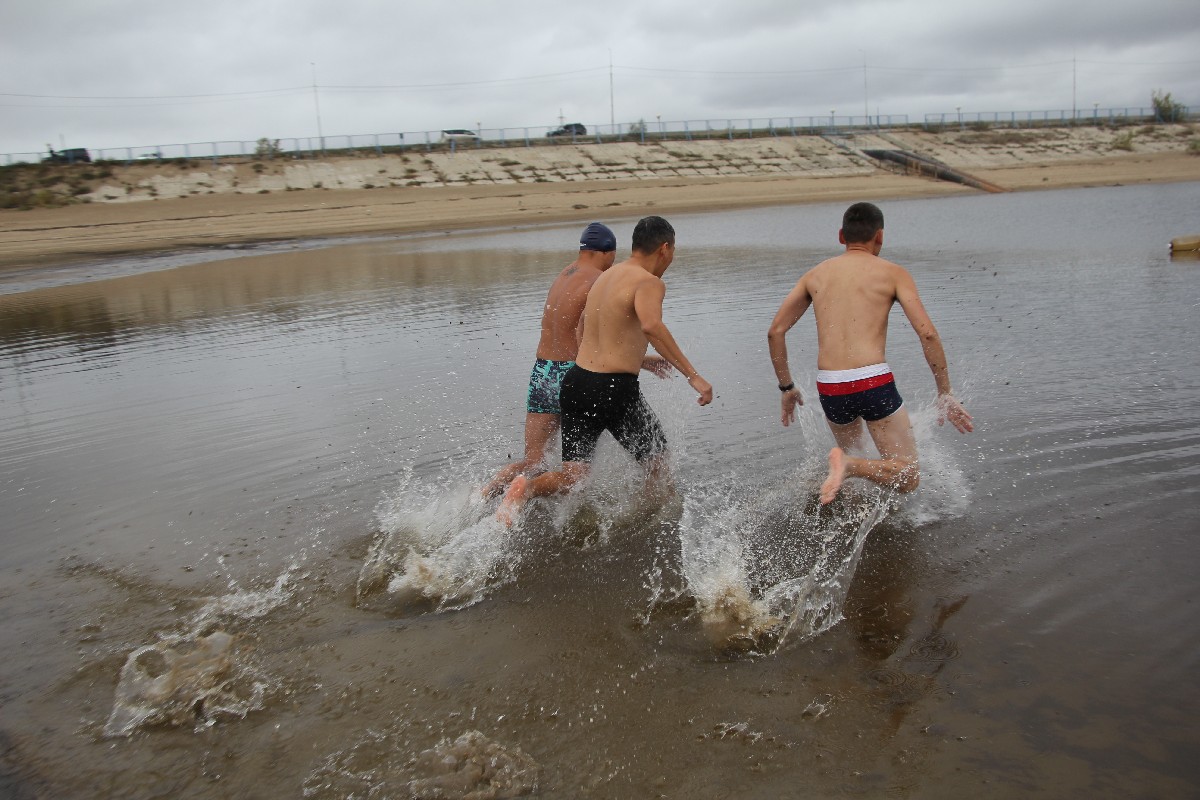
2,0,1197,156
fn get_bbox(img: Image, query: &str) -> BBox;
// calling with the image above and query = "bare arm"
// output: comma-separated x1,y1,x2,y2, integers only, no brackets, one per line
767,277,812,426
634,279,712,405
574,308,586,351
640,355,672,378
895,270,973,433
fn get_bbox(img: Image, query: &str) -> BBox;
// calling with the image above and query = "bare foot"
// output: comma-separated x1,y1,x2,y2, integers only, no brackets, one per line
819,447,848,505
482,464,521,500
495,475,528,527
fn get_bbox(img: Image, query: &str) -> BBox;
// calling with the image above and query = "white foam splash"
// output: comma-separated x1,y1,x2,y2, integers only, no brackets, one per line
103,568,297,737
680,477,893,654
362,480,523,612
905,401,974,525
103,630,268,737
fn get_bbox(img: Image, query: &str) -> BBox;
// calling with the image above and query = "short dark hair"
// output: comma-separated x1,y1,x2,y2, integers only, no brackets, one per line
841,202,884,243
631,215,675,254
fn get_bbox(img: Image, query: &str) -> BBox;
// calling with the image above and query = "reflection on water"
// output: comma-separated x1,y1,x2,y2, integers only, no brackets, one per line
2,182,1199,797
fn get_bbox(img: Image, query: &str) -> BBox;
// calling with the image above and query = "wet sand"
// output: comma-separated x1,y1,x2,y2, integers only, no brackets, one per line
3,140,1198,270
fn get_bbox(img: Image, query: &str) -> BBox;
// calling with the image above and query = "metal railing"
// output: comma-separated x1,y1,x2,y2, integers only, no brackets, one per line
2,115,912,167
2,106,1192,167
923,105,1195,130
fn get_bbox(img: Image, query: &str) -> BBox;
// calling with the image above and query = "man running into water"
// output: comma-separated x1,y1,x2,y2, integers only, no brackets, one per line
484,222,621,499
497,216,713,525
767,202,973,504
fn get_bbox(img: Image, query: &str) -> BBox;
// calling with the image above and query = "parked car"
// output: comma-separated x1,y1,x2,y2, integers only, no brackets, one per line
441,129,480,143
547,123,587,138
42,147,91,164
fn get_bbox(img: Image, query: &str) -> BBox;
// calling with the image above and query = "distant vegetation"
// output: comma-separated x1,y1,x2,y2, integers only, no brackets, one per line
1111,131,1135,151
0,162,113,209
1151,90,1186,123
254,138,283,159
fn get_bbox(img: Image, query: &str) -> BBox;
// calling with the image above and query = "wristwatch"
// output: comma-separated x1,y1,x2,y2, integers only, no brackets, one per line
778,382,794,392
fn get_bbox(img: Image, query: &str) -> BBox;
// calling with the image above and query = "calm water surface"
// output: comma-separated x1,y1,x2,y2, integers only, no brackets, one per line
1,183,1198,798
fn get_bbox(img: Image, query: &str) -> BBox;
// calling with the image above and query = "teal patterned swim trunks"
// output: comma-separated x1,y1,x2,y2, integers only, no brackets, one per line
526,358,575,414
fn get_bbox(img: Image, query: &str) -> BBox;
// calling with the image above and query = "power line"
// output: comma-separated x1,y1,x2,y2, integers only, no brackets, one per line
2,56,1195,106
0,67,611,101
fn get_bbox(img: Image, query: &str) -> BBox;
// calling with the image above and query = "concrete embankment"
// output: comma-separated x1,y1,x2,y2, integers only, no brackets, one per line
77,123,1199,203
2,124,1197,269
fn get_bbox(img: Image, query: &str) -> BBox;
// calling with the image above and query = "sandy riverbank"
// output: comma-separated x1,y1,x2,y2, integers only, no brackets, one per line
2,125,1198,270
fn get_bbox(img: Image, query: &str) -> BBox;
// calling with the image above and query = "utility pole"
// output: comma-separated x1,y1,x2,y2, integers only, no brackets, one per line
1071,54,1077,124
311,62,325,153
861,51,869,127
609,49,615,131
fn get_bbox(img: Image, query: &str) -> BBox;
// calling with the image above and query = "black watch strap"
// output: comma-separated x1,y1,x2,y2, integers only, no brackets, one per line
779,382,794,392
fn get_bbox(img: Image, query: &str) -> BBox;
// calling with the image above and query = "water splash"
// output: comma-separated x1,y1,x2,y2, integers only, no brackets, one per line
303,727,540,800
361,445,676,614
680,477,895,655
361,478,523,612
103,630,265,737
407,731,541,799
103,566,298,737
678,395,972,655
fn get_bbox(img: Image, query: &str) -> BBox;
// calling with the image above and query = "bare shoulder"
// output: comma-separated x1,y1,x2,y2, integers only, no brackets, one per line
799,257,836,289
882,258,917,287
624,265,662,288
809,255,840,274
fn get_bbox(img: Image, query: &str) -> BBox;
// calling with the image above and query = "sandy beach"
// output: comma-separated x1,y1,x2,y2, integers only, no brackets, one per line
2,124,1197,270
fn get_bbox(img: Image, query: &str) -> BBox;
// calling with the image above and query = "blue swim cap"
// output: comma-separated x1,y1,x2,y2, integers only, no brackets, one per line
579,222,616,252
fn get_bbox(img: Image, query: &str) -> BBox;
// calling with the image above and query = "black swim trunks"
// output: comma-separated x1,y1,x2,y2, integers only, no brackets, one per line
816,363,904,425
559,365,667,463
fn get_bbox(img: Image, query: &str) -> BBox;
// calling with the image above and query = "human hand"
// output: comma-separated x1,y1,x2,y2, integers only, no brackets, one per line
937,393,974,433
688,374,713,406
780,387,803,426
642,356,673,378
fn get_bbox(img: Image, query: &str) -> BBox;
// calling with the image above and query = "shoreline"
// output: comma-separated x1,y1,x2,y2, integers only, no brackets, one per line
2,139,1198,272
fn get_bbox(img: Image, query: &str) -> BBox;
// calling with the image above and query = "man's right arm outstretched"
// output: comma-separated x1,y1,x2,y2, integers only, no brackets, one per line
894,268,973,433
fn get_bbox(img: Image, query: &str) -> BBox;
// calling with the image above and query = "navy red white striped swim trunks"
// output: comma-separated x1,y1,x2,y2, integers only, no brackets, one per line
816,362,904,425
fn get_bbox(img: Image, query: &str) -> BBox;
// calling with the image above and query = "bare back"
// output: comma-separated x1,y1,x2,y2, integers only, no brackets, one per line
804,250,906,370
574,262,659,374
536,260,604,362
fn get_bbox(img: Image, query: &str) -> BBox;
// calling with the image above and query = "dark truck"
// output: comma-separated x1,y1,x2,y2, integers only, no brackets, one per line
547,123,587,138
43,147,92,164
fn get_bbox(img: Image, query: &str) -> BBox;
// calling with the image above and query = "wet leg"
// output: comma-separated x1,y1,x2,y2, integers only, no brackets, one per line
496,462,589,526
820,419,866,504
483,412,559,498
820,410,919,504
640,453,676,505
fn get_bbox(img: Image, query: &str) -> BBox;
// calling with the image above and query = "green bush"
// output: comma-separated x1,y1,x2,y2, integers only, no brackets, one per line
255,138,283,158
1151,90,1186,123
